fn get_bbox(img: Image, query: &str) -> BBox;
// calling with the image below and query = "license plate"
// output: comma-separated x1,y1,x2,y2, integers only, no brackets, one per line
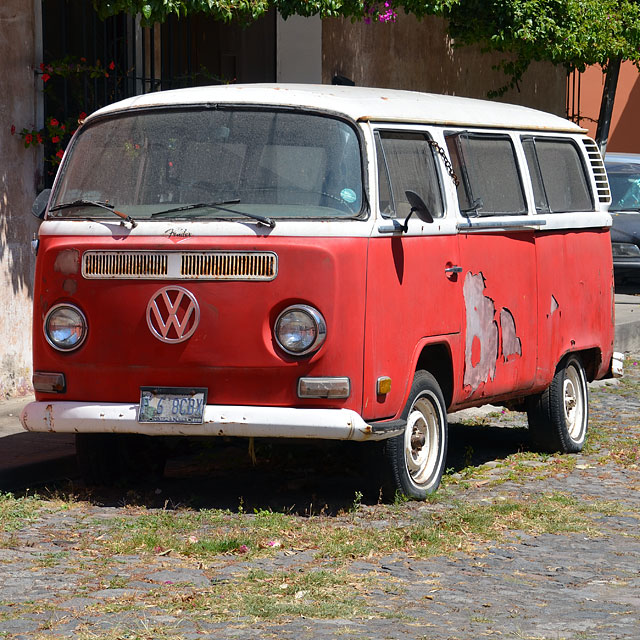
138,387,207,424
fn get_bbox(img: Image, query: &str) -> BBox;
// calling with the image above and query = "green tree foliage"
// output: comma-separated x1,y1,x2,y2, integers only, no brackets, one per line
442,0,640,95
92,1,640,76
92,0,640,146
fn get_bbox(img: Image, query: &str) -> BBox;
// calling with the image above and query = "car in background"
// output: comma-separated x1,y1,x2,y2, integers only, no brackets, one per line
605,152,640,286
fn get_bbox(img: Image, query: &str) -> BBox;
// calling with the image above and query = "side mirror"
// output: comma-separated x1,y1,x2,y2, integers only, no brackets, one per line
403,190,434,232
32,189,51,220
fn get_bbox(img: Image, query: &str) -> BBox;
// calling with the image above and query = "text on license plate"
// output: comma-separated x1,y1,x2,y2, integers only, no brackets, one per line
138,387,207,424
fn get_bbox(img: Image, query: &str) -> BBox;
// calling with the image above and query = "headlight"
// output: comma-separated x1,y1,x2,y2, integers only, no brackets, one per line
44,304,88,351
612,242,640,258
275,305,326,356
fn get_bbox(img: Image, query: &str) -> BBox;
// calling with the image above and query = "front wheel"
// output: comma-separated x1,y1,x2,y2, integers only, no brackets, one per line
382,370,448,500
526,355,589,453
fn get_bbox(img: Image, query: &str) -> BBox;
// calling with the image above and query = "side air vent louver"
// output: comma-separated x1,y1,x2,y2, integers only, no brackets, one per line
82,251,278,280
583,138,611,205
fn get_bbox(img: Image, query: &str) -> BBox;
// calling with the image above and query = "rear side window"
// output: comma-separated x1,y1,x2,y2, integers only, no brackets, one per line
446,133,526,217
522,137,593,213
375,131,444,219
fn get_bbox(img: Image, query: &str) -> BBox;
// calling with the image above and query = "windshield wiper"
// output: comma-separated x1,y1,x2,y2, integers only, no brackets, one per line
48,199,137,228
150,199,275,228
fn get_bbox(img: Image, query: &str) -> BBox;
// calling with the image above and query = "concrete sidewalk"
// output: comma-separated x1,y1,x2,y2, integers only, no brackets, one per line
613,293,640,352
1,292,639,489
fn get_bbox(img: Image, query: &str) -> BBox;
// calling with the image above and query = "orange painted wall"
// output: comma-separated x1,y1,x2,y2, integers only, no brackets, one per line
578,62,640,152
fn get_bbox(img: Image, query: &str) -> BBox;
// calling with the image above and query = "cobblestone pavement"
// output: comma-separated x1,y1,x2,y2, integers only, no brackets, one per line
0,357,639,640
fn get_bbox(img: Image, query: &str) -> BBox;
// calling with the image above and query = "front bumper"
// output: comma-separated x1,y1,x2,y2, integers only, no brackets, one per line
20,402,402,441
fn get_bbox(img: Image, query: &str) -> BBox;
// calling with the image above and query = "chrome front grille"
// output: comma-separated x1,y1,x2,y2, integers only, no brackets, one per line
83,252,169,278
181,252,277,280
82,251,278,280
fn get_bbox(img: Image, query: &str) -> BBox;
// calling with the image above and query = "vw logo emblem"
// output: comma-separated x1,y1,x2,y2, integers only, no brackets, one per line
146,286,200,343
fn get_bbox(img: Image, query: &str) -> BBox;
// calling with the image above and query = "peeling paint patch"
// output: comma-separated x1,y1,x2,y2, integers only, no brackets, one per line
549,295,559,317
463,272,498,392
500,308,522,361
54,249,80,275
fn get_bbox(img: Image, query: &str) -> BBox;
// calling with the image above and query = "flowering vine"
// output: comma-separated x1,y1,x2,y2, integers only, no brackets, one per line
11,56,116,171
364,1,397,24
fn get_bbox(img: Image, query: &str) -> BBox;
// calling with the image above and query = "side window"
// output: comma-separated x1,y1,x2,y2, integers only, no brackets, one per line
522,137,593,213
375,131,444,219
446,132,526,216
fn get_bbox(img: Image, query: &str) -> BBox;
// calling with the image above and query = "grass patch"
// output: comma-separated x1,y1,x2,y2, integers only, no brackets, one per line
92,493,621,565
159,567,373,621
0,492,43,534
95,507,299,559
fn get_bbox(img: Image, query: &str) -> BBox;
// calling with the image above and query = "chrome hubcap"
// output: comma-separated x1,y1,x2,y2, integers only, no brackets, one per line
404,393,442,486
563,364,585,440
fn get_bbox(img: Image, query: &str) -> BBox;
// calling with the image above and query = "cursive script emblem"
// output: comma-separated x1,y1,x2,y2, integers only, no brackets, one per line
146,286,200,343
165,228,191,237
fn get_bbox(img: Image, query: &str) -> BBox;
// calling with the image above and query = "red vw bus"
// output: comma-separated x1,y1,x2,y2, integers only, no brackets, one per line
21,85,621,498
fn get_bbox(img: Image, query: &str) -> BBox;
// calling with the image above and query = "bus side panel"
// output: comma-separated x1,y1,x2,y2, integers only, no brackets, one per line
362,234,462,421
535,228,615,383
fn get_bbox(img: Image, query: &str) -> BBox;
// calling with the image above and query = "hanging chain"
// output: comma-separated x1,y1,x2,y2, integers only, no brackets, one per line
429,140,460,188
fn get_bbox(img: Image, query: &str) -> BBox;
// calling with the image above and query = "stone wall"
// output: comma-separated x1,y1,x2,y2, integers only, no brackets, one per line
0,1,40,399
323,15,566,115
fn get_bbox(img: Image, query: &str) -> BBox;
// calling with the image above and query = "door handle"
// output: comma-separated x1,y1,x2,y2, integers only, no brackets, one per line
445,266,462,274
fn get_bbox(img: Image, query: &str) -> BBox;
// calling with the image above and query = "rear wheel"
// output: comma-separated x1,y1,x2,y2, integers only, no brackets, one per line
382,370,448,500
527,355,589,453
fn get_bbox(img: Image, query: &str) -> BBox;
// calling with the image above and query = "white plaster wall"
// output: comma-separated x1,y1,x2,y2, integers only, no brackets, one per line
276,14,322,84
0,1,41,398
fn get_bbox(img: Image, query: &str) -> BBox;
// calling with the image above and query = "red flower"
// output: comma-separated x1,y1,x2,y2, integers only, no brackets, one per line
109,61,115,70
39,62,45,71
80,57,87,63
104,72,109,78
78,112,87,121
25,134,33,145
51,136,60,144
42,73,50,83
37,134,43,144
10,125,15,135
56,149,64,159
49,118,59,127
60,124,65,131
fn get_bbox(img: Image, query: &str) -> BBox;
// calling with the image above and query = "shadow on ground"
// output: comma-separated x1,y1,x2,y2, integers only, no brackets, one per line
23,419,531,515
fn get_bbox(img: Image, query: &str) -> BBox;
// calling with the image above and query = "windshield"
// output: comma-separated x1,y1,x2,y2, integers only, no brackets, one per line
607,162,640,211
50,108,364,221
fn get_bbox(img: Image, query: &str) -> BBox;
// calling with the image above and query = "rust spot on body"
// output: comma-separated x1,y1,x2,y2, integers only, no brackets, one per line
500,308,522,361
44,404,54,432
54,249,80,275
62,279,77,295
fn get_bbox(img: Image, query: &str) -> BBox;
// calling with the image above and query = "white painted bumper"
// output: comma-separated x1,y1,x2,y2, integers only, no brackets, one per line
20,401,391,442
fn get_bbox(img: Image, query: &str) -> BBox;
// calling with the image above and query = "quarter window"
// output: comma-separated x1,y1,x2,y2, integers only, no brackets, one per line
375,131,444,219
522,137,593,213
446,133,526,216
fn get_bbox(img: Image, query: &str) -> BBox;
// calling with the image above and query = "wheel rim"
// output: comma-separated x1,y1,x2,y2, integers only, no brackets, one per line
563,363,586,441
404,392,443,487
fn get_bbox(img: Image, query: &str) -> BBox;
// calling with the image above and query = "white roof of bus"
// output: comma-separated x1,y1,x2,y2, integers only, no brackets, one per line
89,83,584,133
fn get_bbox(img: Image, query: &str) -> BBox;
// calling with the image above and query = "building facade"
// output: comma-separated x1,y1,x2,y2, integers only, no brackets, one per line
0,3,566,399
